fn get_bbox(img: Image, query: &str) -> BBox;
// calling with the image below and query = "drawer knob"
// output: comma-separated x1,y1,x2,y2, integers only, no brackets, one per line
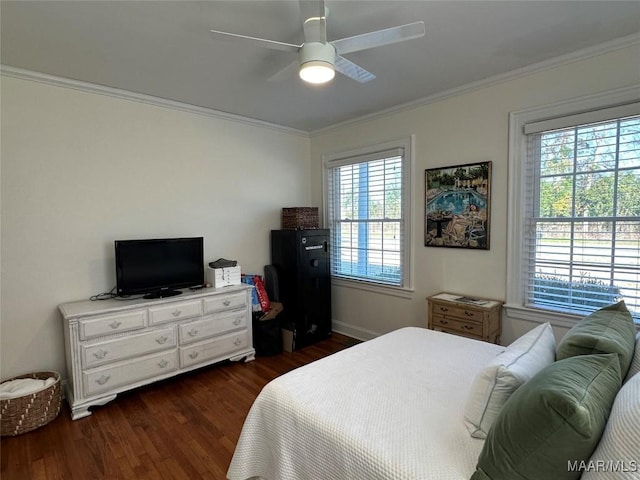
93,349,108,359
187,328,198,337
463,325,474,330
223,299,231,306
109,320,122,329
189,352,199,360
96,375,111,386
171,310,182,317
465,311,474,316
439,319,449,325
233,338,242,346
156,335,169,344
233,318,242,326
157,359,168,368
439,307,448,312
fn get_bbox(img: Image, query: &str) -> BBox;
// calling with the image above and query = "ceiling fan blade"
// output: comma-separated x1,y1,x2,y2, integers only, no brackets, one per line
267,59,299,82
334,55,376,83
332,21,425,55
209,29,300,53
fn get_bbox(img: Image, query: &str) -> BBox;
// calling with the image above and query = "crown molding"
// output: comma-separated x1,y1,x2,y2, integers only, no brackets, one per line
0,65,309,138
311,32,640,136
3,32,638,138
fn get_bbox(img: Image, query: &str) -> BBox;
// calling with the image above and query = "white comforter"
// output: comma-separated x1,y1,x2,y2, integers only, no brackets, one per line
227,327,504,480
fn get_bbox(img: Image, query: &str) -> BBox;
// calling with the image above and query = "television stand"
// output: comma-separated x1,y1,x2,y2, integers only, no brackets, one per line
143,289,181,299
59,285,255,419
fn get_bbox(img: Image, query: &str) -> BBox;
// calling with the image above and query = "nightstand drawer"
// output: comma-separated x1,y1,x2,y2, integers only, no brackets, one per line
432,304,483,322
432,314,483,337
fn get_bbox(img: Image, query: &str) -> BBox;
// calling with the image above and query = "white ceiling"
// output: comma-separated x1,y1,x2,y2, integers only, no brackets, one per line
2,1,639,132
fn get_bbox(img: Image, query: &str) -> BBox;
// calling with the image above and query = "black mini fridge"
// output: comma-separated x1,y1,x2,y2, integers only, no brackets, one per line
270,229,331,349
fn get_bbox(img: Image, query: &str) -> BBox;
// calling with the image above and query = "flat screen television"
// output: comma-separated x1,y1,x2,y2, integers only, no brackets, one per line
115,237,204,299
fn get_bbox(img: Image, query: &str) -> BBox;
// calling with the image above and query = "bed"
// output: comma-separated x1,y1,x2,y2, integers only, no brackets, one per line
227,327,503,480
228,308,640,480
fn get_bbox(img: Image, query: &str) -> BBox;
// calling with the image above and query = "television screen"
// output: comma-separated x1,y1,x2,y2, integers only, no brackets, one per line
115,237,204,299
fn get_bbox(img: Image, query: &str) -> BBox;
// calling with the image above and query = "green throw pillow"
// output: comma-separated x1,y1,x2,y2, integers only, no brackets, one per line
556,301,636,378
471,353,621,480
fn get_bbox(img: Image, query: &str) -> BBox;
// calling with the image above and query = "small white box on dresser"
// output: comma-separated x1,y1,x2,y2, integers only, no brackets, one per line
206,266,241,288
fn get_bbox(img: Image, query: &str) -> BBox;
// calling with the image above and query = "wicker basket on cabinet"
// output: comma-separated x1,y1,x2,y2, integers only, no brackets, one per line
281,207,319,229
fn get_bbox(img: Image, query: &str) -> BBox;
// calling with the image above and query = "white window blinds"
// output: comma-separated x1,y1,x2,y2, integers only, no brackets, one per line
523,112,640,322
326,148,406,286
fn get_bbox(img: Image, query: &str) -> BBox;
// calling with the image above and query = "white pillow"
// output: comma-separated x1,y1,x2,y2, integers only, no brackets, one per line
582,372,639,479
463,322,556,439
624,331,640,384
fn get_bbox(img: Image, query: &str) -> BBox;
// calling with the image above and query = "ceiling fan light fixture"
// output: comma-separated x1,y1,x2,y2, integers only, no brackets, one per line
299,61,335,84
299,42,336,84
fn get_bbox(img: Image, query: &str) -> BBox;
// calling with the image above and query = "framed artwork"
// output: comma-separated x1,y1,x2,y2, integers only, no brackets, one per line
424,161,491,249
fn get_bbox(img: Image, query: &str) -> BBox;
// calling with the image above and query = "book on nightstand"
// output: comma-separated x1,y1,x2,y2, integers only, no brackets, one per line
455,296,489,305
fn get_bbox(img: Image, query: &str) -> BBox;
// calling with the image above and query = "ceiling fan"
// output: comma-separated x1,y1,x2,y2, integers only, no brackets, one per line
209,0,425,85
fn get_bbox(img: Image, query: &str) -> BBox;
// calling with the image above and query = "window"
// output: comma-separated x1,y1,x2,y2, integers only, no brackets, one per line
324,138,413,291
508,91,640,325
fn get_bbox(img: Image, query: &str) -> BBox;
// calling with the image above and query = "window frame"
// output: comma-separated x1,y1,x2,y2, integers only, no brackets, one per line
322,136,414,298
506,86,640,327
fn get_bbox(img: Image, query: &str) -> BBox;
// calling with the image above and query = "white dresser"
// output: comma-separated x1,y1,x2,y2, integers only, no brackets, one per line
59,285,255,420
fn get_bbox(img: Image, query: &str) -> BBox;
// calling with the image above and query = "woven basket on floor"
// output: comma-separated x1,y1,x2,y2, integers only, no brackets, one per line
1,371,61,436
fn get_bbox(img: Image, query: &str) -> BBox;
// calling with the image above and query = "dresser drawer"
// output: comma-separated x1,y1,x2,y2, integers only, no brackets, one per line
179,309,247,345
83,350,178,396
432,304,483,323
180,331,249,368
203,293,247,314
148,299,203,325
79,310,147,340
81,327,176,369
432,314,483,338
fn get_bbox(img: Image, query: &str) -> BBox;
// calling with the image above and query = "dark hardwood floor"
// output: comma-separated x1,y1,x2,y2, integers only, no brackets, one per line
1,333,360,480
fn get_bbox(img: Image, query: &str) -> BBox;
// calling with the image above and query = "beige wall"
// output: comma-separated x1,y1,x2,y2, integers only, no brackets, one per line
1,41,638,382
1,76,310,379
310,44,640,343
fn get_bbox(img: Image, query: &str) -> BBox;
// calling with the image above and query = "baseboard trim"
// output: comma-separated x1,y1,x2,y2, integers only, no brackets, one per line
332,320,380,342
